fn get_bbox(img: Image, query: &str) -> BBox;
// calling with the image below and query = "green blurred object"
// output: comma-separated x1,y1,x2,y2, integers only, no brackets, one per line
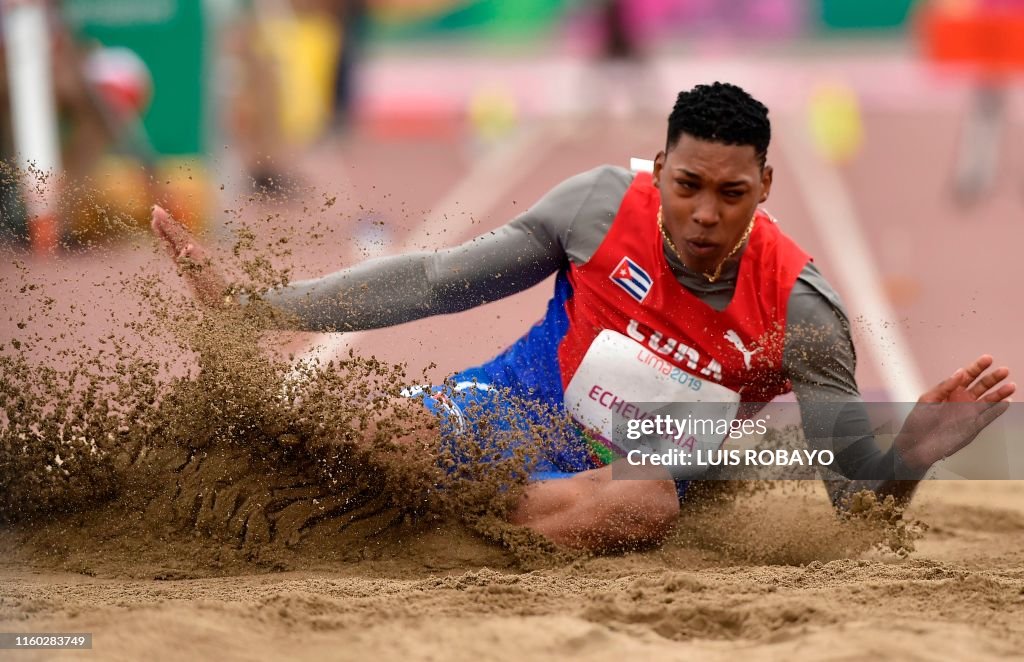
62,0,210,156
374,0,569,40
818,0,920,31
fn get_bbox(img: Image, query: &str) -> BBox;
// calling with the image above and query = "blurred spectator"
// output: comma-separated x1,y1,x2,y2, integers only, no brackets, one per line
221,0,287,192
223,0,354,186
919,0,1024,204
597,0,639,62
578,0,662,118
1,1,156,242
327,0,368,134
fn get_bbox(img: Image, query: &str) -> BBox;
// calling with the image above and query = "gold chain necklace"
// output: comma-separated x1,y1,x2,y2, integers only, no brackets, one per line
657,207,754,283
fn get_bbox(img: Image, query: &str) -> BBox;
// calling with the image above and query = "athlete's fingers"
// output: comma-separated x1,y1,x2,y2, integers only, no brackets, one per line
151,206,176,257
968,366,1011,398
963,355,994,382
980,381,1016,403
921,369,968,403
933,400,1010,462
151,205,194,257
976,400,1011,431
178,242,202,261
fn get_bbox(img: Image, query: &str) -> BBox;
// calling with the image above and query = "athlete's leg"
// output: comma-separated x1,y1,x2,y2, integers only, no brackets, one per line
508,460,680,552
400,379,683,552
330,395,680,553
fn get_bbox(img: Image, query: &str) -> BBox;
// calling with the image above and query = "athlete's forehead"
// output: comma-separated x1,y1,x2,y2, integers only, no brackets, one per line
665,134,761,185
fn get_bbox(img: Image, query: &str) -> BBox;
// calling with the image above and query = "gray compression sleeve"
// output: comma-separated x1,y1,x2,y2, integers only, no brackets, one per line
259,190,580,331
261,237,558,332
258,166,628,331
784,267,925,484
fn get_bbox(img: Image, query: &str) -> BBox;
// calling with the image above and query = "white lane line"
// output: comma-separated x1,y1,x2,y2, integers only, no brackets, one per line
776,113,926,403
290,121,567,372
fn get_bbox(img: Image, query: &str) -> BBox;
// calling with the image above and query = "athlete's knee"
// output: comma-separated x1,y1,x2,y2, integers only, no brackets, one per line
558,472,681,551
507,467,677,551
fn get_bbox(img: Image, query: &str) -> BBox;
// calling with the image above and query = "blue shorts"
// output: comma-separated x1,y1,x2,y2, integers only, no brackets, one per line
402,368,690,500
401,368,597,481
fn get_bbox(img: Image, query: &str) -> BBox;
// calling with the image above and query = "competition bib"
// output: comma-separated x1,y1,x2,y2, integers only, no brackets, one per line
563,330,740,470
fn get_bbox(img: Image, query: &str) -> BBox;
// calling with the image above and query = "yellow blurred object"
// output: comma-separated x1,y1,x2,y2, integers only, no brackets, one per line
65,156,149,243
66,156,209,242
807,82,864,164
157,158,211,234
260,14,341,145
467,84,519,142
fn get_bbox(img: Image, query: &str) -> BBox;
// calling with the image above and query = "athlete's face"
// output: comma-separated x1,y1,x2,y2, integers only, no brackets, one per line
652,134,772,276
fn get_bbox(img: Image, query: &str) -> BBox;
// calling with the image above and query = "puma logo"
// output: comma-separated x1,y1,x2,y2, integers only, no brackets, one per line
724,329,761,370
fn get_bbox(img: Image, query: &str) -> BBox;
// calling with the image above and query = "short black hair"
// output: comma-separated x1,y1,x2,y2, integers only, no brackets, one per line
667,82,770,168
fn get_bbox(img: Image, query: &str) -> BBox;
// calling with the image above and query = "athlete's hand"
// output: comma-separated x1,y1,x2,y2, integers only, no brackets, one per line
894,355,1015,472
151,205,230,307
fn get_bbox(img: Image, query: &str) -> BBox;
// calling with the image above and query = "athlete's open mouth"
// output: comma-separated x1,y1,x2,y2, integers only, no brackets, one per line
685,239,719,257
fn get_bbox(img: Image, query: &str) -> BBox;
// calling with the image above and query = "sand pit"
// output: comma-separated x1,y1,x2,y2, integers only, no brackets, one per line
2,480,1024,661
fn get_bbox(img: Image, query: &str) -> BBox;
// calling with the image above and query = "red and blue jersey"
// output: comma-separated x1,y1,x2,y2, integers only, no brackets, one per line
462,171,810,468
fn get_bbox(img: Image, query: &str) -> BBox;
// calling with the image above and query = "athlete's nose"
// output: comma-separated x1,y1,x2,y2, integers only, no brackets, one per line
690,193,720,227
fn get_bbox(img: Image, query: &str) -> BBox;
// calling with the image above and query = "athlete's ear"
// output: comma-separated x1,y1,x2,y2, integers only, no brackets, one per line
652,151,666,189
759,164,773,203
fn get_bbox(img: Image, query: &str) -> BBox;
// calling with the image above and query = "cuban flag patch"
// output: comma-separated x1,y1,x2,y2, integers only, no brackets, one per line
610,256,652,303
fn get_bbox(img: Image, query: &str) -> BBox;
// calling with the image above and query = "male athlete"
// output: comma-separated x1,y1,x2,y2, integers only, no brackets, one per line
153,83,1014,553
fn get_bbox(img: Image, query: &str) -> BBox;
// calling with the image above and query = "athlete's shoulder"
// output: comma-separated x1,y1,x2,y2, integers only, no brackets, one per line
539,166,634,266
756,207,811,256
568,164,633,193
587,163,633,179
533,165,632,219
538,165,632,211
792,262,849,325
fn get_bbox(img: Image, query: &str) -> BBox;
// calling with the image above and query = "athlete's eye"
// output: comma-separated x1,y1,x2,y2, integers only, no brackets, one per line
722,190,745,199
675,180,698,191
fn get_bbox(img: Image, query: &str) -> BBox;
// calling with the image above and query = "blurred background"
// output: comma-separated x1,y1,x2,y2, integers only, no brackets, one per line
2,0,1023,401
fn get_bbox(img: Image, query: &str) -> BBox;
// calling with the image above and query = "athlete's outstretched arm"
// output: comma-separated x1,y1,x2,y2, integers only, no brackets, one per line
152,204,563,329
784,275,1014,507
256,218,565,332
150,167,617,331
